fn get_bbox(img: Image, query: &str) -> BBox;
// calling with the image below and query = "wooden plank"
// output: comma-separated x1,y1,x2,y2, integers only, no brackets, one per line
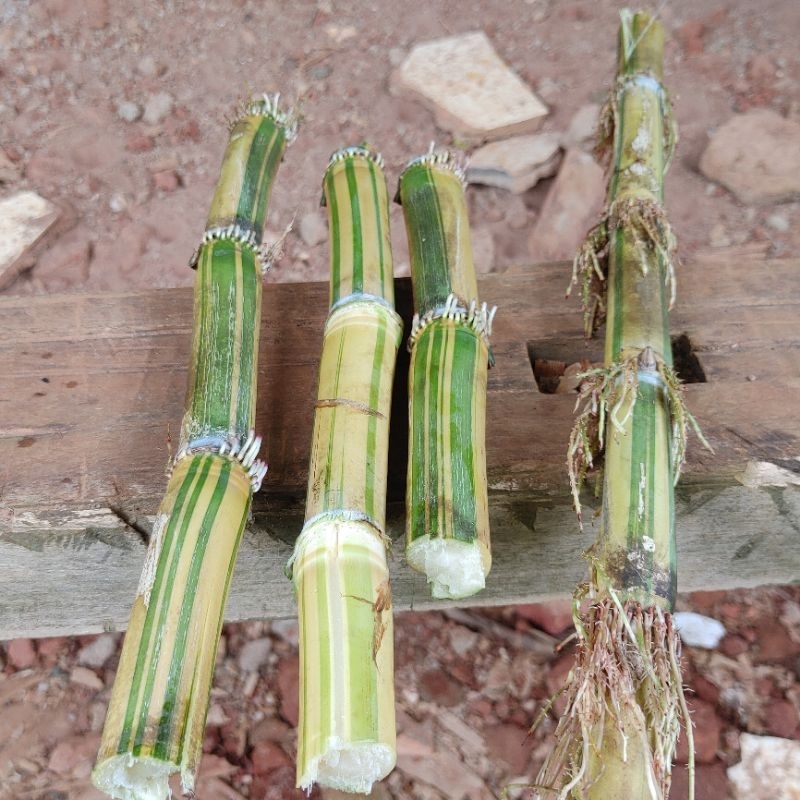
1,257,798,637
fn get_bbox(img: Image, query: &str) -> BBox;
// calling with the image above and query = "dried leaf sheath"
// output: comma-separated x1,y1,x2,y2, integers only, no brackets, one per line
397,151,494,599
93,97,293,800
290,148,401,794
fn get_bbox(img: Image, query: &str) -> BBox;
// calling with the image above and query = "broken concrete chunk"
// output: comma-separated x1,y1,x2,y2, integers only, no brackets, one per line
466,133,562,193
699,110,800,204
394,31,548,141
728,734,800,800
528,148,605,262
562,103,601,149
0,190,60,290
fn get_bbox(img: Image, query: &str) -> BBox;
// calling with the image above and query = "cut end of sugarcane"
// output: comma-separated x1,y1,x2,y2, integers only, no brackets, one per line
233,92,299,143
298,739,395,795
91,754,176,800
327,144,385,169
399,142,467,188
406,537,489,600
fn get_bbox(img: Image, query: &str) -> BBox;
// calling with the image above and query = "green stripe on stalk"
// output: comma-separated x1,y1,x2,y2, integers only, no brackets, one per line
94,98,292,800
397,150,492,600
292,147,401,794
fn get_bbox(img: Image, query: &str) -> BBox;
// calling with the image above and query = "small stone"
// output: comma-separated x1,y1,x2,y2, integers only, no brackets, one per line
109,192,129,213
419,668,462,707
324,23,357,44
767,213,790,232
117,101,142,123
699,110,800,204
516,599,574,635
238,637,272,673
34,230,92,292
36,636,69,664
728,734,800,799
69,665,104,691
484,723,534,773
6,638,37,670
562,103,601,149
297,210,327,247
269,618,299,647
528,148,605,262
397,746,491,799
137,55,158,77
143,91,174,126
0,147,19,183
394,31,548,141
152,169,181,192
763,699,799,739
0,191,60,290
747,54,777,84
709,222,731,248
466,133,561,193
674,611,726,649
206,703,229,726
555,362,583,394
448,624,478,656
125,132,155,153
250,740,290,775
77,633,118,669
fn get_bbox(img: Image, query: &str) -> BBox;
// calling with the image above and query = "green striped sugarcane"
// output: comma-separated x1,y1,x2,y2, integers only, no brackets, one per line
535,12,706,799
397,148,495,600
290,147,402,793
92,96,295,800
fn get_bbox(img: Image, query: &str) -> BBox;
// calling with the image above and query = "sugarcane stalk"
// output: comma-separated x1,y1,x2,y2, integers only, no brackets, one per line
290,147,401,794
396,148,495,600
536,12,700,799
92,95,295,800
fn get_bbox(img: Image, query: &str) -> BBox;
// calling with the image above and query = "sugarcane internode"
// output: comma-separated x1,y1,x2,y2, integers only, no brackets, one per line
533,11,706,800
93,95,294,800
291,146,400,794
397,147,496,600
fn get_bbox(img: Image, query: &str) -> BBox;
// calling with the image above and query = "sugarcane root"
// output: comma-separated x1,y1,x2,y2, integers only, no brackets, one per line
528,594,693,800
566,348,709,522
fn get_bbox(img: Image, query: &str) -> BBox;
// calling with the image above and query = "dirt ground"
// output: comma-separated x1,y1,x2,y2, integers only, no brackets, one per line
1,0,799,798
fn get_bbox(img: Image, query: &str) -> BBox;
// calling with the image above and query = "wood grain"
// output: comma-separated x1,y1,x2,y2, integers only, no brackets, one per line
1,254,798,637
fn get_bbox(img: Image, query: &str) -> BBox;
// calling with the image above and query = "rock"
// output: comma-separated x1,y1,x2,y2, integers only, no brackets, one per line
48,734,101,776
448,624,478,656
117,101,142,123
0,191,60,290
467,133,561,193
397,745,493,800
516,599,574,636
393,31,548,141
36,636,69,665
6,638,37,670
70,665,104,691
699,110,800,204
109,193,129,213
77,633,118,669
125,132,155,153
677,19,706,56
152,169,181,192
670,762,731,800
484,723,534,773
250,740,290,775
527,148,605,262
137,55,158,77
555,362,583,395
270,618,299,647
143,91,174,125
767,213,790,232
297,210,327,247
763,699,799,739
674,611,726,649
0,147,20,183
752,619,800,663
34,230,92,292
238,637,272,673
728,734,800,799
419,668,463,707
562,103,601,150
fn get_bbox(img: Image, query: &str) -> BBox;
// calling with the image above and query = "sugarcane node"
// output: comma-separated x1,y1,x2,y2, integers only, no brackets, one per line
568,217,610,338
228,92,299,142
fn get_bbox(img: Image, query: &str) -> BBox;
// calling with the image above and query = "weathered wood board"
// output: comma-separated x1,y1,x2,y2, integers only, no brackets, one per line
1,252,798,638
